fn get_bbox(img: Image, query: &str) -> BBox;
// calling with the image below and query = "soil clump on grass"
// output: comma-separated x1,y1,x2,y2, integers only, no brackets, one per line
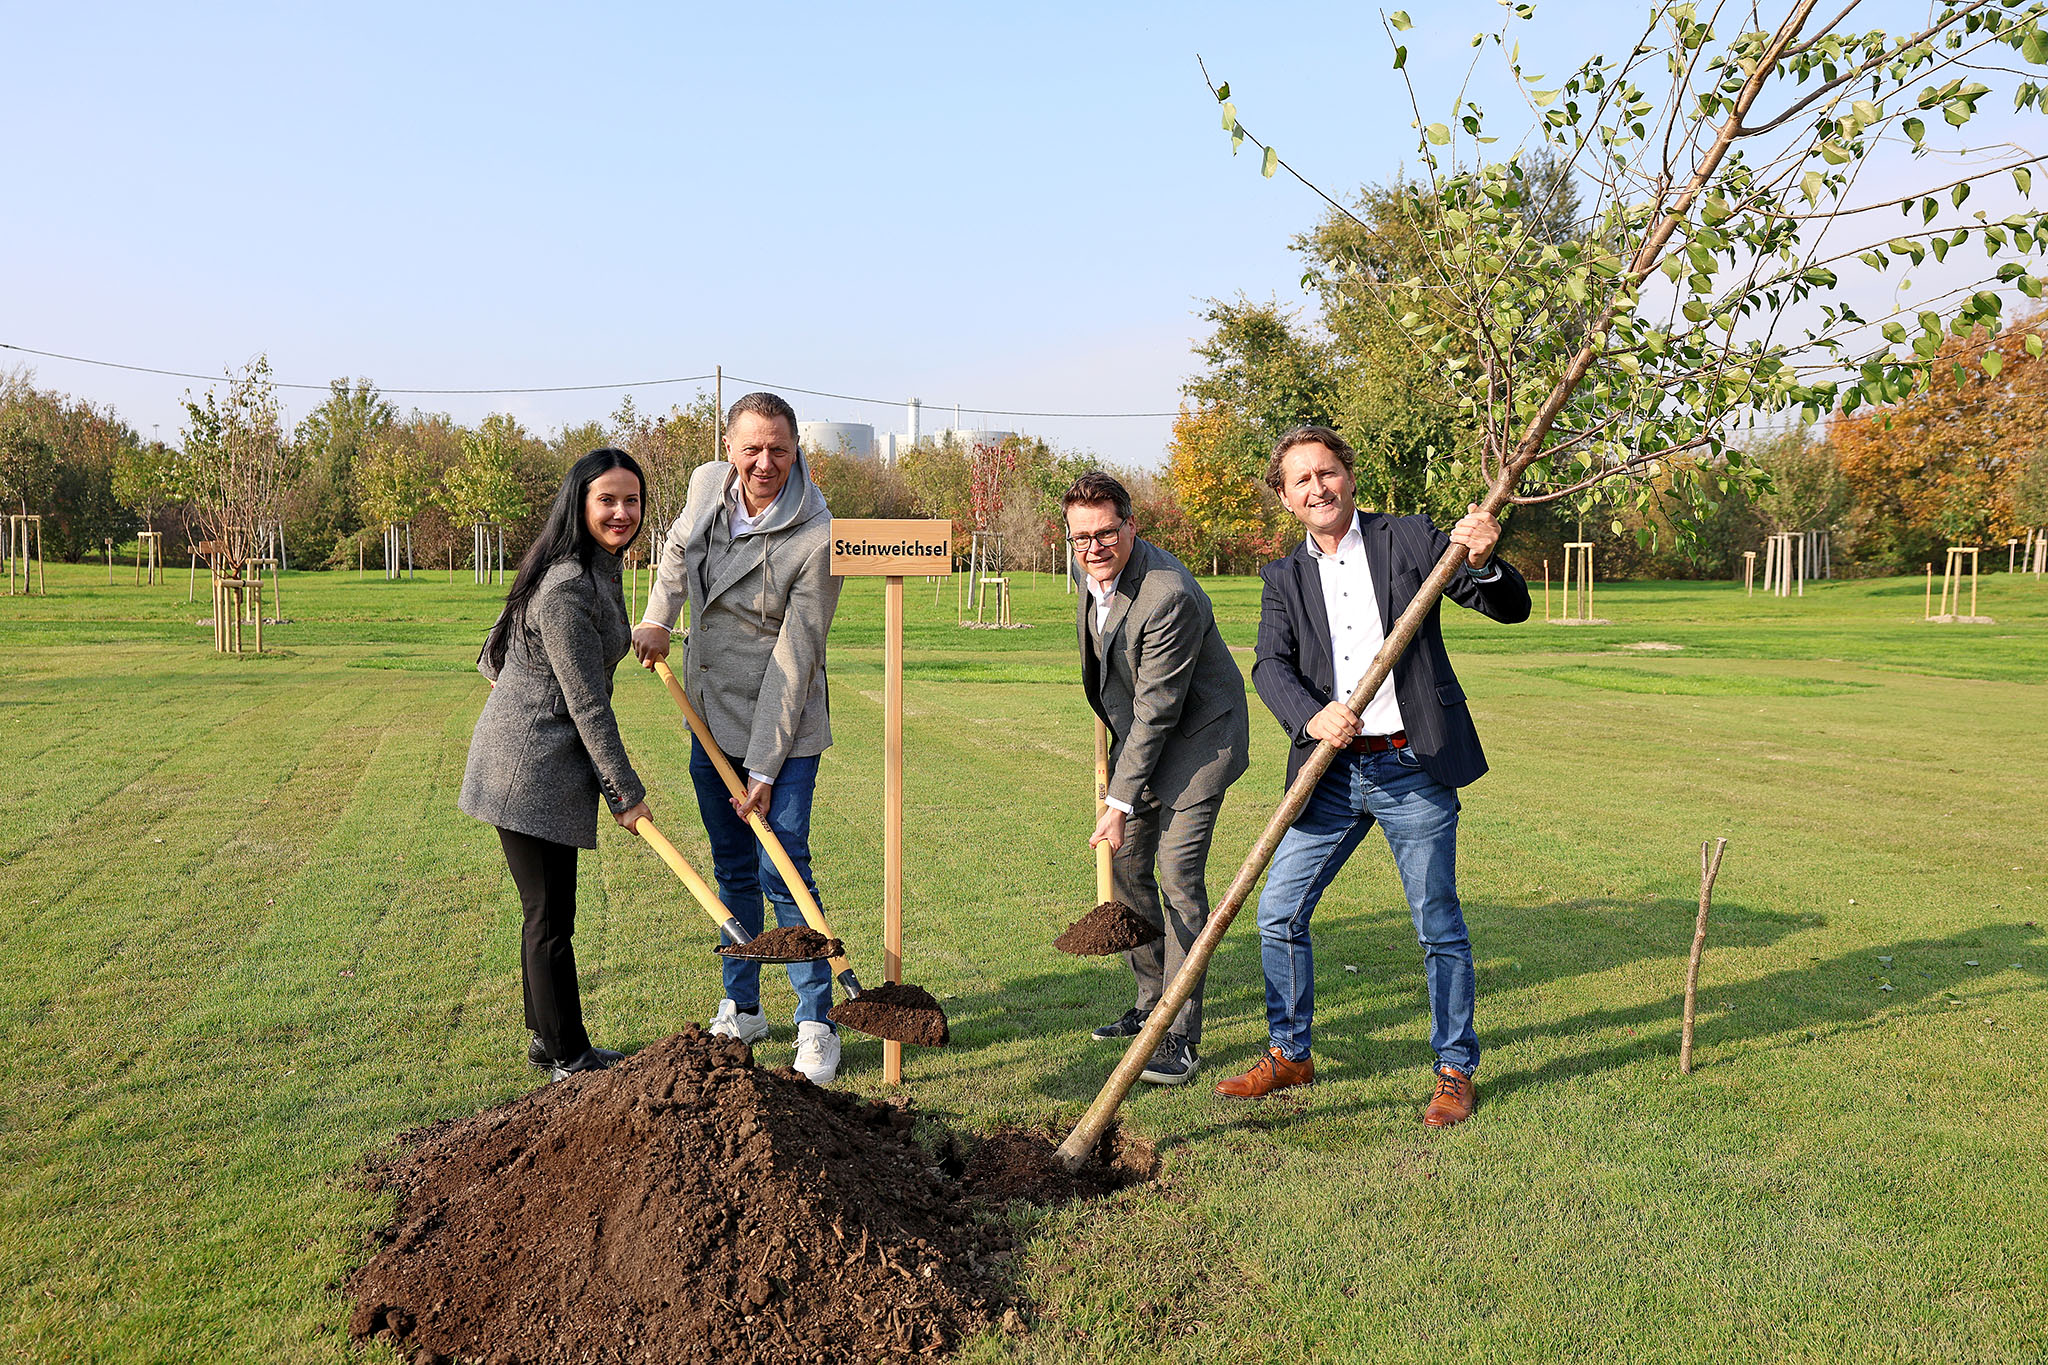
716,924,842,961
828,982,951,1047
349,1026,1143,1364
1053,900,1160,956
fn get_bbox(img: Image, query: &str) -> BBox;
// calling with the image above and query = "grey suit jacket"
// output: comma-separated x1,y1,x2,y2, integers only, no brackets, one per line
1080,537,1251,811
459,549,645,849
642,457,841,780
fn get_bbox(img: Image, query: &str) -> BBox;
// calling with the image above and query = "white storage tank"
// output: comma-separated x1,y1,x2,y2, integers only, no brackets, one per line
797,421,875,459
935,428,1017,451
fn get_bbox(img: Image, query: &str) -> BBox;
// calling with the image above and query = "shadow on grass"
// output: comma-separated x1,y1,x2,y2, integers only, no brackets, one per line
927,894,2044,1145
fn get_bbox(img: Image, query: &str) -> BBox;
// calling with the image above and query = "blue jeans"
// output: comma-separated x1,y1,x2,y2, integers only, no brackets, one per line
1254,745,1478,1074
689,739,833,1028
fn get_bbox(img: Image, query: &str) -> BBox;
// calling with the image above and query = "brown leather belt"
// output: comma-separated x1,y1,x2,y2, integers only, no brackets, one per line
1347,731,1408,753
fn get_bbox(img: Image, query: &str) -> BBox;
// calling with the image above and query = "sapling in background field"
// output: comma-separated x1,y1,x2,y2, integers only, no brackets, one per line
1061,0,2048,1164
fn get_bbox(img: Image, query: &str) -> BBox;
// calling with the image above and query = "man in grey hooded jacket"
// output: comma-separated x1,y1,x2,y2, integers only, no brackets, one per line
632,391,846,1082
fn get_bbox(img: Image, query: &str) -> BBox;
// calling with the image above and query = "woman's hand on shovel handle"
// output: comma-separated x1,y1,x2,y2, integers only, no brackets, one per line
616,800,653,831
1089,807,1126,853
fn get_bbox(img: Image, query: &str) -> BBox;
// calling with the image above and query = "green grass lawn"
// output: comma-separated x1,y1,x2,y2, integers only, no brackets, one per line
2,557,2044,1363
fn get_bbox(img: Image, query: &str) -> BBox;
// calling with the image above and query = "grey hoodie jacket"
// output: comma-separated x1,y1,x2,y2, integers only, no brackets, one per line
642,457,841,781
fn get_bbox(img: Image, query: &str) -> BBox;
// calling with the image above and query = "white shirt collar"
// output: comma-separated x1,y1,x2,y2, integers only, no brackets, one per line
1304,511,1364,560
1084,573,1119,605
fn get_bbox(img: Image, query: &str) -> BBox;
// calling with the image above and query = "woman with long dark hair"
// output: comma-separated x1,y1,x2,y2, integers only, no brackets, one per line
459,448,650,1080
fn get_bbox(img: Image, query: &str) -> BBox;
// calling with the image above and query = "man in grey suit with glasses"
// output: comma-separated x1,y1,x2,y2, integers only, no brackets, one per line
1064,470,1250,1086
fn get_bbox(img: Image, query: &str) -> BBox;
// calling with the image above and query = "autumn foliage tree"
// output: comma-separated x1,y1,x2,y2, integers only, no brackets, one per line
1164,401,1281,571
1829,313,2048,564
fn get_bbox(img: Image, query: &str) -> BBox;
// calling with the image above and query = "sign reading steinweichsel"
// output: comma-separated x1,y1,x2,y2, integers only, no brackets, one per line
829,519,954,577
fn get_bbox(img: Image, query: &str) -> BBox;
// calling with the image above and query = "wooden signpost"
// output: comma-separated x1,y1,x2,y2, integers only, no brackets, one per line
829,518,952,1085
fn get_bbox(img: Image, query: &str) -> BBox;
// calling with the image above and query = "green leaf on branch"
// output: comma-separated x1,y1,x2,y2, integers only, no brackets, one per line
1215,82,1230,101
1954,182,1971,208
1904,116,1925,142
1395,45,1407,69
2028,334,2045,357
2017,166,2034,194
1801,170,1825,204
1390,10,1412,30
1426,122,1451,144
1984,351,2004,377
1262,146,1279,178
1222,102,1236,131
2025,29,2048,63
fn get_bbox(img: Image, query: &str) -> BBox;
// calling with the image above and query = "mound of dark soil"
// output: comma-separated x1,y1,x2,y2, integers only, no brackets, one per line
349,1027,1144,1364
828,983,950,1047
717,925,843,961
1053,900,1160,956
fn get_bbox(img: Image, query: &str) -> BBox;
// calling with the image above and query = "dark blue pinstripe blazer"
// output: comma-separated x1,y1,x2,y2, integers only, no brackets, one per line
1252,511,1530,791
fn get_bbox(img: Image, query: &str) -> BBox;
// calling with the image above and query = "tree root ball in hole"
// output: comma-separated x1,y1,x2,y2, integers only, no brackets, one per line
963,1125,1155,1206
347,1027,1148,1364
1053,900,1161,956
715,924,842,961
828,982,950,1047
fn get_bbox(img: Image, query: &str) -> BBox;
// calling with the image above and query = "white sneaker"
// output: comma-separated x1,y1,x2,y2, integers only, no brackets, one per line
793,1021,841,1085
707,999,769,1044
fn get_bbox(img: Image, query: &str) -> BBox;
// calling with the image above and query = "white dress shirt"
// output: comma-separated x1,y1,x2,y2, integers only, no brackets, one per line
1083,572,1136,815
1308,513,1408,736
1308,512,1501,737
1085,572,1120,632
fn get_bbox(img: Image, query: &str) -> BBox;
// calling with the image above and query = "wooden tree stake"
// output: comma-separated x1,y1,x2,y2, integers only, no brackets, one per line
1680,836,1729,1076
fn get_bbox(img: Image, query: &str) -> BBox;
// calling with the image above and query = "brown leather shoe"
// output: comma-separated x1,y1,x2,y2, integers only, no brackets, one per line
1422,1065,1476,1127
1214,1046,1314,1098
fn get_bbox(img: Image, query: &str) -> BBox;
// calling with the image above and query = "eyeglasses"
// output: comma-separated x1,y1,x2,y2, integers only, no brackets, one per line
1065,526,1125,550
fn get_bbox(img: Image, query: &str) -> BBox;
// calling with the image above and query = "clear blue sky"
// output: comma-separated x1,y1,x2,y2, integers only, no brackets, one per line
3,2,2031,466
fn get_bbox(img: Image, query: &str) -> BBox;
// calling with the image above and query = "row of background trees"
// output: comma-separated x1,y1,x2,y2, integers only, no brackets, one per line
7,185,2048,582
0,361,1187,578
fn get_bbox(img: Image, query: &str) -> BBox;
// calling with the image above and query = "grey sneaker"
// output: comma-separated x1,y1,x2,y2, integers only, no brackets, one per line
1139,1033,1199,1086
1091,1006,1151,1042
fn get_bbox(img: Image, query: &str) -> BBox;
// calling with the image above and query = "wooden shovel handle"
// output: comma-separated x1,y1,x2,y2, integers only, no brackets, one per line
1094,719,1114,903
651,659,854,975
630,816,745,942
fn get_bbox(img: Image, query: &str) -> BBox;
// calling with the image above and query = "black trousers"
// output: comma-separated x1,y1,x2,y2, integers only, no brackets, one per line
497,827,591,1061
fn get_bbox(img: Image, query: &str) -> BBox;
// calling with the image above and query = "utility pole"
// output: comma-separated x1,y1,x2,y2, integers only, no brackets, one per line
714,365,723,461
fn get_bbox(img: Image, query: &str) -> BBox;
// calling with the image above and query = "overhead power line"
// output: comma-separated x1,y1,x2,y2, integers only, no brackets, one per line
1,342,1183,418
0,342,714,396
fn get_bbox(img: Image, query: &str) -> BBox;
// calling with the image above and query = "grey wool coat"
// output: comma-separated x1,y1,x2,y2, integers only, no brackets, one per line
641,457,841,780
1080,536,1251,811
458,548,646,849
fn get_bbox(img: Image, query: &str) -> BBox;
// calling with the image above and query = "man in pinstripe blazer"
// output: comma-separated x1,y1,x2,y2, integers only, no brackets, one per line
1214,425,1529,1126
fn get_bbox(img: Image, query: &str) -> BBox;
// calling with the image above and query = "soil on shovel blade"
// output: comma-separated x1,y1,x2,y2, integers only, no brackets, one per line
828,982,950,1047
348,1027,1151,1365
1053,900,1161,956
716,924,843,961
